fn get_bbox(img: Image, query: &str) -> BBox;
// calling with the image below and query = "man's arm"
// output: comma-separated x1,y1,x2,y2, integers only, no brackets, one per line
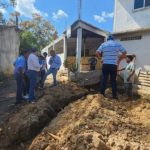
96,44,103,59
118,43,127,59
118,68,125,72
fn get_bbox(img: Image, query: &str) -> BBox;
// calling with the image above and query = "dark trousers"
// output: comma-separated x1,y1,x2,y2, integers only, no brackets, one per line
100,64,117,98
23,74,29,96
124,83,133,98
43,68,58,86
15,73,23,104
28,70,37,101
40,70,46,87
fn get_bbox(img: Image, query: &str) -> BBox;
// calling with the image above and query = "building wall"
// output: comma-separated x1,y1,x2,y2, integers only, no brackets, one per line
0,27,20,75
115,31,150,74
114,0,150,32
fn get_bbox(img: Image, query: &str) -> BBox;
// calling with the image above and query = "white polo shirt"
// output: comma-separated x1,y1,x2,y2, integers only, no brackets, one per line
28,53,42,72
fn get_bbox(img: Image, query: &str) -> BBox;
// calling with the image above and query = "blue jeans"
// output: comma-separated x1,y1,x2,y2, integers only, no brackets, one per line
100,64,117,98
43,68,58,86
28,70,37,101
15,73,24,104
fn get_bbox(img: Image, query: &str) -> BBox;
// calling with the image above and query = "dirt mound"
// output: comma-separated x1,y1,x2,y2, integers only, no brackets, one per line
0,82,88,149
29,94,150,150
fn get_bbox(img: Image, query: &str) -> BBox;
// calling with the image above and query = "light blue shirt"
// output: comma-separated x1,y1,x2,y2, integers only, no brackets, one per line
49,55,62,69
97,40,126,65
14,55,26,74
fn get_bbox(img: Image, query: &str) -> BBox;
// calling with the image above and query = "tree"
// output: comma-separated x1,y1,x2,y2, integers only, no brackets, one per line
20,30,37,52
20,13,57,51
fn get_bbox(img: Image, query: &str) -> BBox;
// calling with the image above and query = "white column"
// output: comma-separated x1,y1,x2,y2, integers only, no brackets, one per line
76,28,82,72
63,36,67,61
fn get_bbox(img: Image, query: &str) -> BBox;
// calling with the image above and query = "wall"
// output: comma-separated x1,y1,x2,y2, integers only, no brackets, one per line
114,0,150,32
0,27,20,75
115,31,150,74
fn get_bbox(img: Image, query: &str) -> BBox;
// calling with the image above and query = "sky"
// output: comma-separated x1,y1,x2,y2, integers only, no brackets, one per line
1,0,115,35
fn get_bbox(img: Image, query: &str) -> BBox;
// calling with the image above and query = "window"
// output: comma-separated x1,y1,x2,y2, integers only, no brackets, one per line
134,0,144,9
145,0,150,7
120,36,142,41
134,0,150,9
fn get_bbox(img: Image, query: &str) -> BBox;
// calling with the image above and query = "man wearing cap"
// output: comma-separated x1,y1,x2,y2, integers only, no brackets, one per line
27,48,42,102
41,50,61,88
96,35,127,99
14,50,29,105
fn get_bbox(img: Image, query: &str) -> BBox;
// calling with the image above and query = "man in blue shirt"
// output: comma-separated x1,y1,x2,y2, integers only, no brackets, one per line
41,50,61,88
96,35,126,99
14,50,29,104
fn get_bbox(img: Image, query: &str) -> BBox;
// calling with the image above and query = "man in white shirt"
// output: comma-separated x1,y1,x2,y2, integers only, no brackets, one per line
118,55,135,100
41,50,61,88
27,48,42,102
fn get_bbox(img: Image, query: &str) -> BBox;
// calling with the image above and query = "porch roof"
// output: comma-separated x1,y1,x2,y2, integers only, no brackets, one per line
43,19,109,53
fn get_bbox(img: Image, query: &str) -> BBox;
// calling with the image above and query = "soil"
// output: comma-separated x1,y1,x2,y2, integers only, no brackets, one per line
0,72,150,150
0,80,88,149
29,93,150,150
0,80,16,124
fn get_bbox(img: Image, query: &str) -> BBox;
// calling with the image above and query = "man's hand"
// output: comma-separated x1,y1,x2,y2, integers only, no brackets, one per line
95,51,101,59
118,68,125,72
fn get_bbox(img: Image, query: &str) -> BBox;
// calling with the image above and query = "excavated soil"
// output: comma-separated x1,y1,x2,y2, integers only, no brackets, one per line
29,94,150,150
0,82,88,150
0,72,150,150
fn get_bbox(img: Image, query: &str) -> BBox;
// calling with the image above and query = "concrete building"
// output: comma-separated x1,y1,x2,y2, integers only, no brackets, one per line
42,20,108,85
114,0,150,32
114,0,150,72
0,26,20,75
114,0,150,95
42,20,108,70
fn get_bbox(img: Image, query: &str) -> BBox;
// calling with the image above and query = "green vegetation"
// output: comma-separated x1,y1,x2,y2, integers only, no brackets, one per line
20,13,57,51
64,59,78,73
0,0,58,52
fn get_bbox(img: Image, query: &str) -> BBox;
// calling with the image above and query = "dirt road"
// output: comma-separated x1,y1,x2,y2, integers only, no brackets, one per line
0,80,16,124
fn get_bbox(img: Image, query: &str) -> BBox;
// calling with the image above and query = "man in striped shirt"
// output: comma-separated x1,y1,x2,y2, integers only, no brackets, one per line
96,35,127,99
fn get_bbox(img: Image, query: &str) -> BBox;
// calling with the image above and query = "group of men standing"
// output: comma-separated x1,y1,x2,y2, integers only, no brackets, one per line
14,34,135,105
14,48,61,104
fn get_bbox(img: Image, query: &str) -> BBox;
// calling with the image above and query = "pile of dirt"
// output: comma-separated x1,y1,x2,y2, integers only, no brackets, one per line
29,94,150,150
0,82,88,149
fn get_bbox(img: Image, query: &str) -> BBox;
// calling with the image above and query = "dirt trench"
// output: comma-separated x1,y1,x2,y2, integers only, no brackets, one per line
0,77,150,150
29,94,150,150
0,82,89,150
